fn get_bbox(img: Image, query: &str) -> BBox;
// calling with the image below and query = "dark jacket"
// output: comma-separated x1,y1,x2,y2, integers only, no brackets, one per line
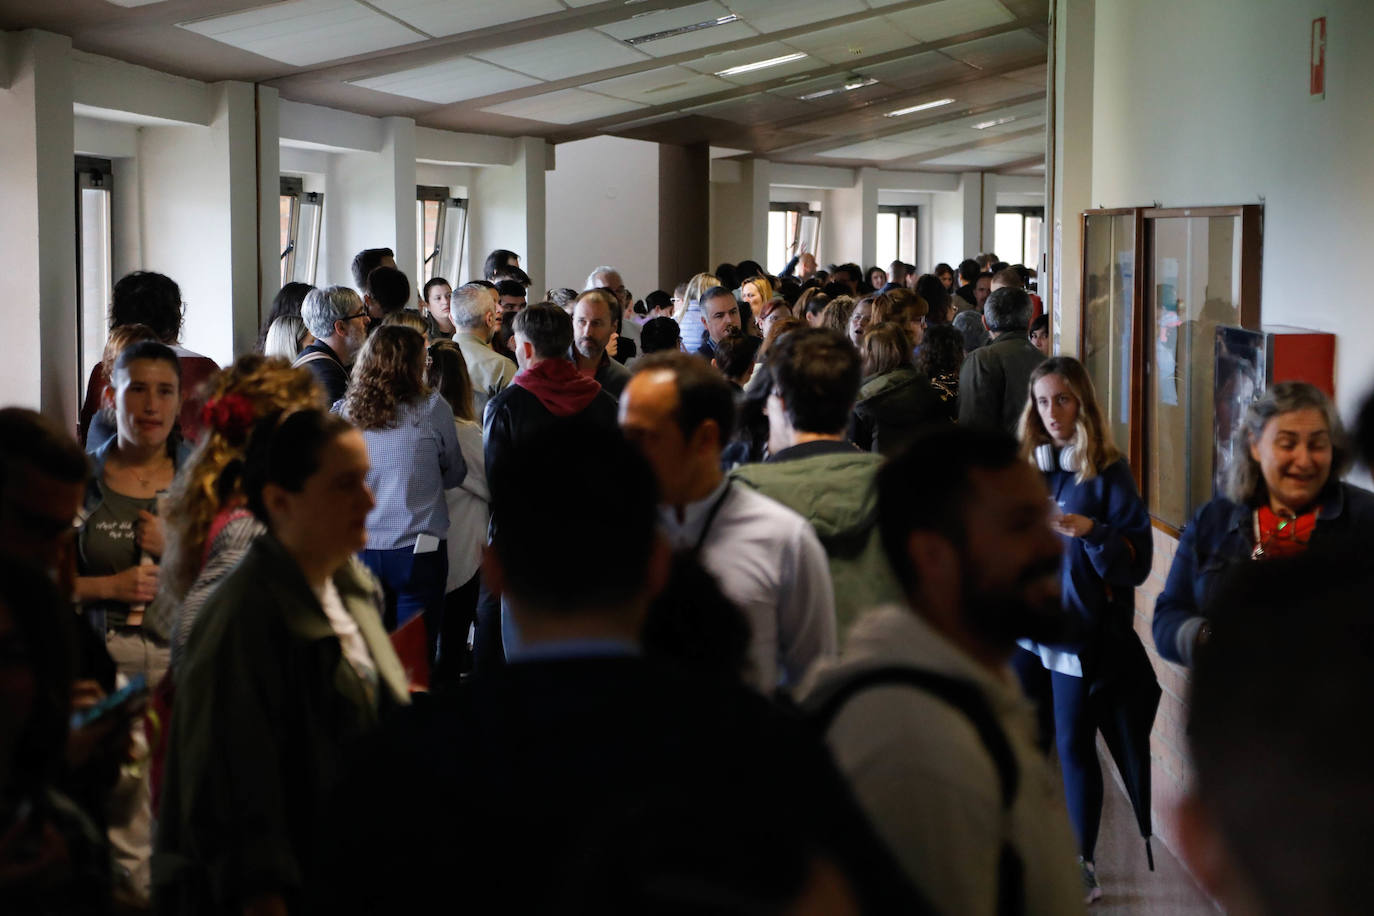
1152,483,1374,666
1041,459,1152,660
292,339,349,406
314,655,932,914
483,359,619,484
153,535,409,914
851,368,951,456
956,330,1045,434
590,349,631,399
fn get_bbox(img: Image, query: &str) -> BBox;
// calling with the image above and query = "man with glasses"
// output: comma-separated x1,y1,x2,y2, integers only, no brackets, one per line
298,285,370,405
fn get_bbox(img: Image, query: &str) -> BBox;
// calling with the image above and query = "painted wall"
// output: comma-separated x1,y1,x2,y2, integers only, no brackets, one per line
1090,0,1373,420
544,135,659,297
468,138,547,294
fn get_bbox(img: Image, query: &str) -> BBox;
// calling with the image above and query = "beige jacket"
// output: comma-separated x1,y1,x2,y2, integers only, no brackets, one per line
799,604,1084,916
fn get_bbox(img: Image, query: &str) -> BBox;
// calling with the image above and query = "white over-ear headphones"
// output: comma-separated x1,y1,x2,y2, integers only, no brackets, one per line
1034,442,1081,473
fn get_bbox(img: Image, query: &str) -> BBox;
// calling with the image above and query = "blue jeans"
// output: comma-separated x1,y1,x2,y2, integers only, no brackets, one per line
359,544,448,633
1012,648,1103,861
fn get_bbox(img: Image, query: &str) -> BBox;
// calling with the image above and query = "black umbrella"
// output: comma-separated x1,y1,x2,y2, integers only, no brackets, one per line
1088,617,1162,870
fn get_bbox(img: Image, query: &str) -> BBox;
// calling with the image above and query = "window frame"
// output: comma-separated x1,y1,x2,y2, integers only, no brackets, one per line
875,205,919,271
280,176,322,286
1079,204,1264,535
75,156,114,395
768,201,822,274
416,186,469,286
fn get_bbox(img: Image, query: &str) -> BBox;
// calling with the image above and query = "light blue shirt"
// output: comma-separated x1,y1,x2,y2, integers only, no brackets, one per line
339,391,466,551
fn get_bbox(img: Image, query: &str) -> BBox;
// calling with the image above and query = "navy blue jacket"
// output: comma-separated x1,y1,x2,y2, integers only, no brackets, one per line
1152,483,1374,667
1045,458,1152,664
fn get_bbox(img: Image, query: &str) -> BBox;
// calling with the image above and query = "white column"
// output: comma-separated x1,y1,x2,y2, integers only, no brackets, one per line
0,30,76,418
1048,0,1094,355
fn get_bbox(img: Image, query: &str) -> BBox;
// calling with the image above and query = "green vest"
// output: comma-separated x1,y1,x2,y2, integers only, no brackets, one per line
732,450,904,642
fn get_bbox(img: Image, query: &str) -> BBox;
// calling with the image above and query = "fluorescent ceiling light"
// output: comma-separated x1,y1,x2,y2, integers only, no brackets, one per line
715,52,807,77
798,77,877,101
884,98,955,117
972,115,1019,130
625,14,740,45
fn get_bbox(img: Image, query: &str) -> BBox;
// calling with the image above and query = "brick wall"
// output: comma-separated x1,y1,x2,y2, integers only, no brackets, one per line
1131,525,1192,857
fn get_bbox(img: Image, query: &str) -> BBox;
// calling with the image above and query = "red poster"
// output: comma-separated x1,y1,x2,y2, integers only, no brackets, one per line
1311,17,1326,98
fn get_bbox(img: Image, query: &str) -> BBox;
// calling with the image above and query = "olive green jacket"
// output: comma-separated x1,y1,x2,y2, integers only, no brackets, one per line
152,535,408,914
732,448,905,643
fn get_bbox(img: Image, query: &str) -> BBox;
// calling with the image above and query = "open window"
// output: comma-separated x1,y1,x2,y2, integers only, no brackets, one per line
280,176,322,286
875,205,918,272
768,201,821,276
76,156,113,391
1080,205,1263,532
416,186,469,286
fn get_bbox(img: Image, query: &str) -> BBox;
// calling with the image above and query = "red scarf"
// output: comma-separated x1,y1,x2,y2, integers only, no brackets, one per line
1252,506,1318,559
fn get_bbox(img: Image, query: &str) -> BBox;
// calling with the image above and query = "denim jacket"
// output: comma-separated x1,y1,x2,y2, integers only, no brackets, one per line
1152,483,1374,667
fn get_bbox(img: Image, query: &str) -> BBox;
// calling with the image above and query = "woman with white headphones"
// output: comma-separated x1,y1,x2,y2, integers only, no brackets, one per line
1014,355,1153,904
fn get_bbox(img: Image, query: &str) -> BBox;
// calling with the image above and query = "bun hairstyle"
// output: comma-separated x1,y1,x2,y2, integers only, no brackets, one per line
243,408,353,526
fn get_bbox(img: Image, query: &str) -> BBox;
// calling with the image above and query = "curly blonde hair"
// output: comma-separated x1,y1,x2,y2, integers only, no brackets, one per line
161,355,324,600
342,324,428,430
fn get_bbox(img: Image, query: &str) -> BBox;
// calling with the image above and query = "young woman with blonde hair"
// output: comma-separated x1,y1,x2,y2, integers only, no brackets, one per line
1013,355,1154,903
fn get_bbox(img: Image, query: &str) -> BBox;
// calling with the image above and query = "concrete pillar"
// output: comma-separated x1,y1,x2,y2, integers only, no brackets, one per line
0,30,76,419
382,116,418,297
256,85,281,336
658,143,709,292
708,156,770,269
1048,0,1094,355
515,137,547,296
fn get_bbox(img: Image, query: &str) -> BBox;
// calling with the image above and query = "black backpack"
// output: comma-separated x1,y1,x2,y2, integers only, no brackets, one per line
806,665,1026,916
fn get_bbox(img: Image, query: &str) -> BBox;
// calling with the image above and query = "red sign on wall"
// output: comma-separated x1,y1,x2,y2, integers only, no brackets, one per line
1311,17,1326,98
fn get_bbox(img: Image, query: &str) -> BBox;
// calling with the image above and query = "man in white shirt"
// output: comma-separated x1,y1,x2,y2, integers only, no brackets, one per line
450,284,515,421
619,352,837,692
800,424,1085,915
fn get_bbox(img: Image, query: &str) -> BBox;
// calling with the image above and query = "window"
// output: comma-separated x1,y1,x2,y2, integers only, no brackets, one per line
767,202,821,275
75,157,113,390
416,186,469,286
995,207,1045,268
875,206,918,275
280,176,322,286
1080,205,1263,531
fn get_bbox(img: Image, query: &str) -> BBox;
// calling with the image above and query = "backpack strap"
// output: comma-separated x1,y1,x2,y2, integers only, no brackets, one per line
809,665,1025,916
292,349,339,369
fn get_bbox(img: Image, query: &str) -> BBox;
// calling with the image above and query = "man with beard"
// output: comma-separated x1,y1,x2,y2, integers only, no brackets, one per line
571,289,631,398
799,425,1084,916
297,285,370,405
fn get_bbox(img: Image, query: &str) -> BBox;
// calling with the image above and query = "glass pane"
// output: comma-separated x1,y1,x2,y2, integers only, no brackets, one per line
1023,216,1042,269
995,213,1023,267
767,210,788,274
438,201,467,285
898,215,917,265
292,195,322,285
1081,213,1136,473
875,212,897,272
79,188,112,387
1146,214,1244,528
799,214,820,258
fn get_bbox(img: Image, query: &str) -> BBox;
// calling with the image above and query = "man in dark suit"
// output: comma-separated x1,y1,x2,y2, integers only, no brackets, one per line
315,423,931,914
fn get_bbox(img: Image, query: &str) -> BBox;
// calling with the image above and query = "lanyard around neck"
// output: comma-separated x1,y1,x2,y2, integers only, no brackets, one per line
694,482,734,554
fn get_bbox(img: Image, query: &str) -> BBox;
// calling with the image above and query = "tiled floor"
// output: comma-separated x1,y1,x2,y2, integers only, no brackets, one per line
1092,751,1217,914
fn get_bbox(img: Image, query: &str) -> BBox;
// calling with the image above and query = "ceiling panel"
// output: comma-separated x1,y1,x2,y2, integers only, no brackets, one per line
685,92,815,125
939,30,1047,69
780,18,915,65
1002,64,1049,87
597,2,758,57
178,0,424,67
371,0,564,37
350,56,542,104
722,0,868,34
885,0,1016,44
472,29,651,80
480,88,647,124
919,149,1031,167
988,134,1048,154
858,52,974,89
816,139,925,161
583,65,734,104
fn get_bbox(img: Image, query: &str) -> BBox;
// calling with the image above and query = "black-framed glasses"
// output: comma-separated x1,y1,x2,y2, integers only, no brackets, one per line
343,309,369,322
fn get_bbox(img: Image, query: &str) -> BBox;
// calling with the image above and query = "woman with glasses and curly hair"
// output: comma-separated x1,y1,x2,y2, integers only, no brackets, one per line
338,325,465,657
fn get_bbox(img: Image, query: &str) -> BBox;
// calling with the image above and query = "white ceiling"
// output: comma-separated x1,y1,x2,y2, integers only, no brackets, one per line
6,0,1051,173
